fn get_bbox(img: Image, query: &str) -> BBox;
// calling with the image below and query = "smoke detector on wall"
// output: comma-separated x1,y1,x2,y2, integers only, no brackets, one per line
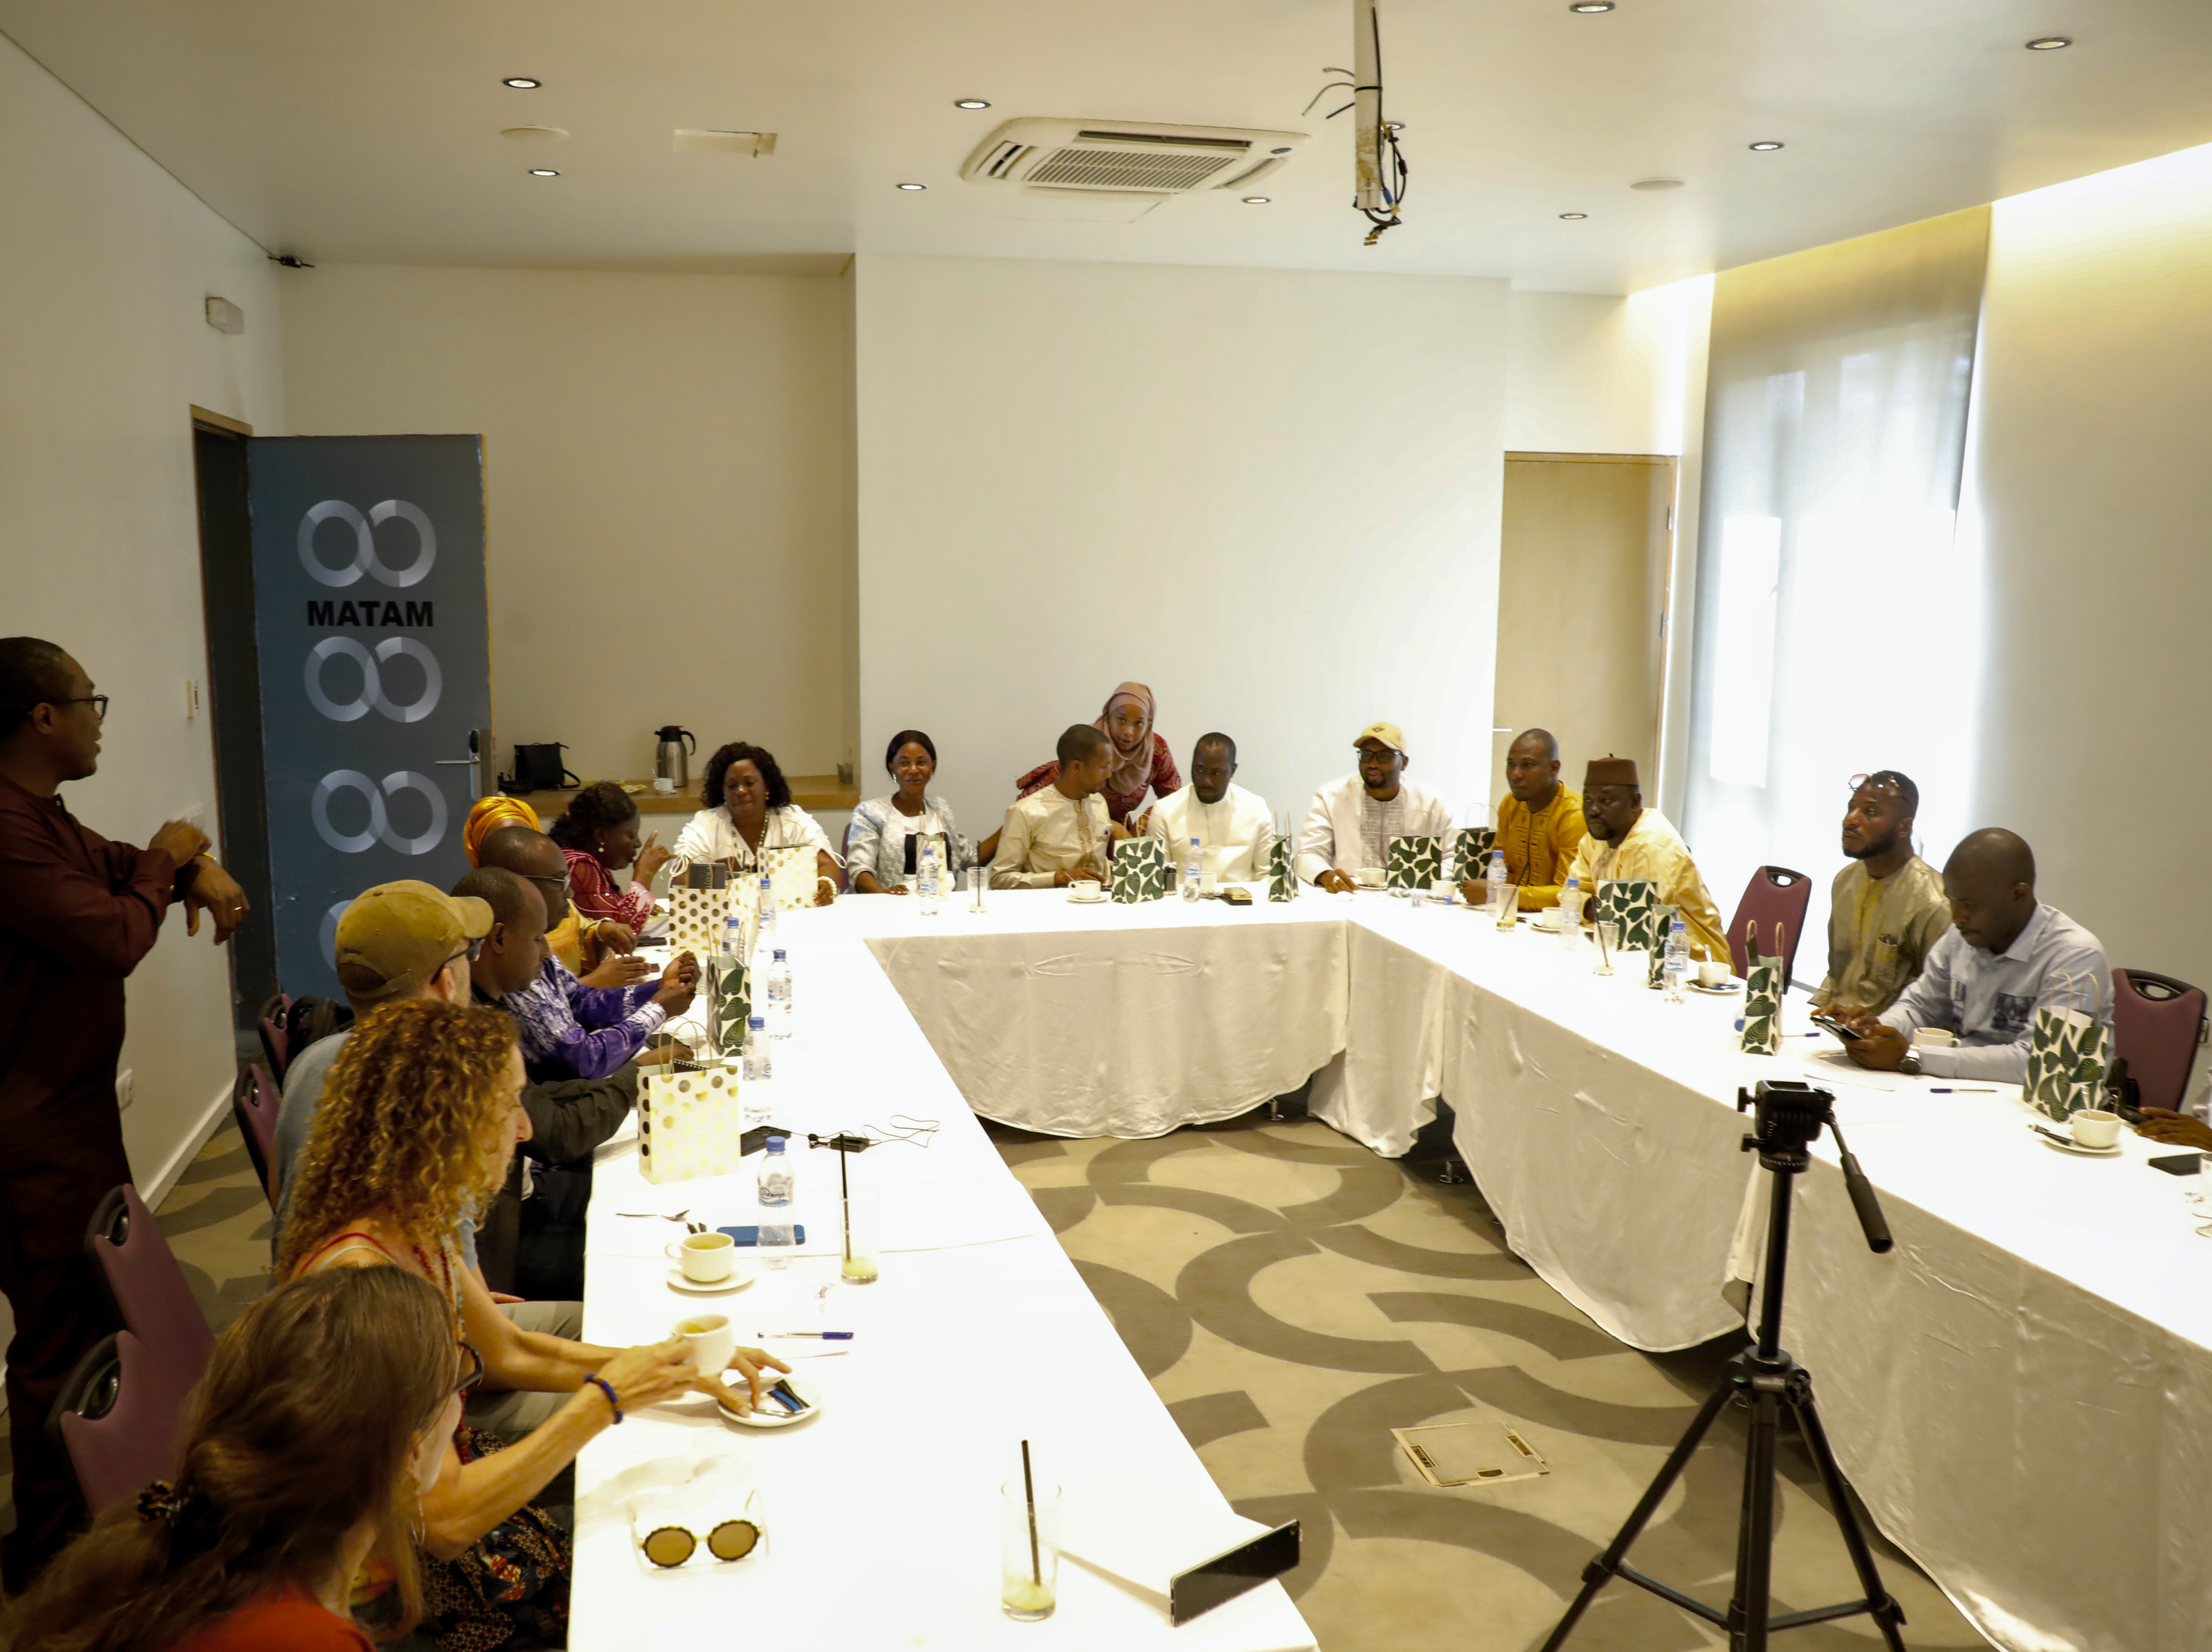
960,118,1306,200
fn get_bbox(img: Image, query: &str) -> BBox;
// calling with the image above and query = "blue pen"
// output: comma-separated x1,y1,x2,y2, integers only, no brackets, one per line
1929,1086,1995,1093
759,1330,853,1339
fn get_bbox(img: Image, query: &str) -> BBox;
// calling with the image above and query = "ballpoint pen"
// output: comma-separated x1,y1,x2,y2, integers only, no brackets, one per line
1929,1087,1995,1093
758,1330,853,1339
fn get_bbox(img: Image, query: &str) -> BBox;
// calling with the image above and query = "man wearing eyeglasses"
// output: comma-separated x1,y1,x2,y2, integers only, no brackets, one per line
1810,772,1951,1015
0,636,252,1596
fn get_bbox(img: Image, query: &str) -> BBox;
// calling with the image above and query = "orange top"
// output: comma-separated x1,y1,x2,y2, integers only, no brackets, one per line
167,1588,373,1652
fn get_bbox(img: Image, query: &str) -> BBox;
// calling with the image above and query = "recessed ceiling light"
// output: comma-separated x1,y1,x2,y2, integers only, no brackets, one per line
1242,196,1271,205
954,99,991,110
1559,212,1588,220
1629,177,1685,191
528,168,559,177
2025,35,2071,49
896,182,927,191
503,77,541,89
1569,2,1615,12
1749,140,1784,151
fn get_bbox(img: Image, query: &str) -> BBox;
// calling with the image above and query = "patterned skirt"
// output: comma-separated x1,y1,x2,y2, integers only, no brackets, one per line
419,1426,572,1652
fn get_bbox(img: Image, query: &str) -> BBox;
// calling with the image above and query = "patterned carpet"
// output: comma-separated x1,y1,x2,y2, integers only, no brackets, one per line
1,1110,1987,1650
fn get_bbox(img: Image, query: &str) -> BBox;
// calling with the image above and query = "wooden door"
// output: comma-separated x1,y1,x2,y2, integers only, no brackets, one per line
1490,453,1676,803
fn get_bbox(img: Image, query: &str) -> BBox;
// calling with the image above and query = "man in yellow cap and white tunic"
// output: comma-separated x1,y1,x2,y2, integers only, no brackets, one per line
1563,755,1728,962
1298,722,1455,893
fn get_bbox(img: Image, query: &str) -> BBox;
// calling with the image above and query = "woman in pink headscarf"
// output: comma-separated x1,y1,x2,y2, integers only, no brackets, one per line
1014,682,1182,825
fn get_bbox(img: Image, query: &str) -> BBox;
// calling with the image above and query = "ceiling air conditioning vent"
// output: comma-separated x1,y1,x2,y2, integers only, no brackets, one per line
960,118,1306,199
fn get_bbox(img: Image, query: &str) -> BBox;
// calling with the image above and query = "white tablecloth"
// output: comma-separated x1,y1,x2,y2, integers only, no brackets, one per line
575,923,1315,1651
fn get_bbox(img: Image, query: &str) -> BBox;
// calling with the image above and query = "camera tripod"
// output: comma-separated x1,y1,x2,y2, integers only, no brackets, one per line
1539,1081,1909,1652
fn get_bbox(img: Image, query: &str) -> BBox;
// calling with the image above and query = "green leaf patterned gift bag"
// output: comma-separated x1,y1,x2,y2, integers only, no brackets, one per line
1594,878,1658,950
705,956,751,1058
2024,978,2113,1120
1452,828,1496,879
1111,834,1168,903
1738,919,1785,1054
1387,834,1440,892
1267,833,1295,902
1645,905,1679,989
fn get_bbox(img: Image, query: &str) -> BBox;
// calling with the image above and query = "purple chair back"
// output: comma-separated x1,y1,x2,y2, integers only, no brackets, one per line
50,1330,196,1517
257,993,293,1083
232,1063,281,1208
1726,865,1813,989
87,1186,216,1387
2113,969,2208,1114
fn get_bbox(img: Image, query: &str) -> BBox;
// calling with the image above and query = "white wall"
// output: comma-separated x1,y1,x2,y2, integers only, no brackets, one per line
0,32,286,1203
279,263,857,787
1504,288,1691,457
854,253,1509,840
1968,143,2212,988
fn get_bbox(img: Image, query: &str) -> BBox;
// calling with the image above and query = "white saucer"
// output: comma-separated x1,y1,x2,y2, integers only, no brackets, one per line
1066,888,1108,904
2034,1130,2121,1157
1689,979,1744,995
667,1265,757,1295
717,1369,823,1428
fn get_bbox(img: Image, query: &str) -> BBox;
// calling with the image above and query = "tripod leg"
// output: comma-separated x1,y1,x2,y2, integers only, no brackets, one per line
1788,1388,1910,1652
1538,1374,1734,1652
1726,1383,1780,1652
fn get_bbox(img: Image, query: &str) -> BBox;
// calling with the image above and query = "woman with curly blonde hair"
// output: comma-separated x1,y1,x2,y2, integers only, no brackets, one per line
8,1266,461,1652
278,999,786,1652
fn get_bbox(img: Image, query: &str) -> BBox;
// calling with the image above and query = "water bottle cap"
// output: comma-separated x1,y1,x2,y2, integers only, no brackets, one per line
765,1135,785,1153
749,1015,766,1029
773,948,786,960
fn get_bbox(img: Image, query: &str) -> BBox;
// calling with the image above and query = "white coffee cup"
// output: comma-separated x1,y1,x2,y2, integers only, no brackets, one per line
1916,1028,1958,1049
2069,1108,2122,1150
652,776,675,794
1696,958,1728,987
1355,867,1387,889
667,1231,735,1283
675,1311,736,1376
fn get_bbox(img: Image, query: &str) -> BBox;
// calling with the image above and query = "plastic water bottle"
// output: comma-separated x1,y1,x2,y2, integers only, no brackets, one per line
1487,849,1508,916
740,1014,773,1126
757,1135,793,1207
765,947,793,1039
1662,916,1689,1002
756,873,777,954
1183,835,1203,901
1558,876,1583,946
917,840,943,916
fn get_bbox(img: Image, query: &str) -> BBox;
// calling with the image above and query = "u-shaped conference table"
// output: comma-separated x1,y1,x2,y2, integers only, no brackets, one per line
576,886,2212,1652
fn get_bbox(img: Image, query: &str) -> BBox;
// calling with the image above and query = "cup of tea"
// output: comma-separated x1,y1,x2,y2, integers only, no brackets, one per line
674,1311,736,1375
1917,1028,1958,1049
2069,1109,2123,1150
1355,867,1387,889
1696,958,1729,987
667,1231,735,1283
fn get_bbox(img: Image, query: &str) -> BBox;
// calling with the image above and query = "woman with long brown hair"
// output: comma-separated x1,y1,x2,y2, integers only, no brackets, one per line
276,999,785,1650
8,1267,463,1651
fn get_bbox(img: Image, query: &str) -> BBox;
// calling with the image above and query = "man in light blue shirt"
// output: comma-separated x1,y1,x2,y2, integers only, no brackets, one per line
1827,828,2109,1084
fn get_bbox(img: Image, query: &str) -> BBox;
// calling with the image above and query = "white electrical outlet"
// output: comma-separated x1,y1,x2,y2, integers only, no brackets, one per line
184,678,201,719
116,1068,135,1110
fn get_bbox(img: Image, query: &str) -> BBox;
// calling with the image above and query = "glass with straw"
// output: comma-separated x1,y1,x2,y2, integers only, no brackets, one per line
1002,1440,1059,1620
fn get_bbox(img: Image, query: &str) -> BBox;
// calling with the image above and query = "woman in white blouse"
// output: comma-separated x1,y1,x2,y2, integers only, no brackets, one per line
848,729,974,895
672,741,839,906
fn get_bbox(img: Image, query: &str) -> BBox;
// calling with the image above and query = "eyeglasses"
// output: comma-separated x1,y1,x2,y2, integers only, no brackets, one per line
1847,774,1902,795
437,938,485,973
11,695,108,722
639,1516,761,1568
456,1341,485,1398
524,871,572,897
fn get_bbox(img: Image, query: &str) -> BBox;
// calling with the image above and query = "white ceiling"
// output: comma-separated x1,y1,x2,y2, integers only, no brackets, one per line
5,0,2211,293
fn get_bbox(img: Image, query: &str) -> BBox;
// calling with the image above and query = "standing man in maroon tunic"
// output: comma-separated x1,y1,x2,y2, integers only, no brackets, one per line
0,637,248,1596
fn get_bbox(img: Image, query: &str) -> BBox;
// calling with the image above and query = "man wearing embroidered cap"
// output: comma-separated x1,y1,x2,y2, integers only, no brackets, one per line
1298,721,1455,893
1563,755,1728,961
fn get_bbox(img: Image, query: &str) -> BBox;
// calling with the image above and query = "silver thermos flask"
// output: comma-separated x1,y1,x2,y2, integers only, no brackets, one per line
654,725,696,791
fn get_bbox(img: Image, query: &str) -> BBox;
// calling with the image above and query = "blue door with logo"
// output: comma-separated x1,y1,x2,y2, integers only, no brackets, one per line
248,436,491,997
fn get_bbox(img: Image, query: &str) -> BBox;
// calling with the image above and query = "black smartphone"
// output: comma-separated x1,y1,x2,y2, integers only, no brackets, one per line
1169,1521,1300,1627
2149,1153,2203,1176
740,1123,791,1156
1810,1015,1863,1043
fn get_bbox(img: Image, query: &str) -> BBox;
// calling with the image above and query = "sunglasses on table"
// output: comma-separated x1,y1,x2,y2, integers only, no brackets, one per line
640,1516,762,1568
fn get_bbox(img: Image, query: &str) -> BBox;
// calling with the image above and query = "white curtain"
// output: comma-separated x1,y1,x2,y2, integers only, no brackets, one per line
1681,207,1989,981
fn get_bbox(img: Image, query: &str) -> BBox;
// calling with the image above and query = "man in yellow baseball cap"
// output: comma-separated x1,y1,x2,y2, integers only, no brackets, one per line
1298,721,1456,893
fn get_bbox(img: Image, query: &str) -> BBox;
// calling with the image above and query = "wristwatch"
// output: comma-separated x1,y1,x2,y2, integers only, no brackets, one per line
1898,1050,1922,1077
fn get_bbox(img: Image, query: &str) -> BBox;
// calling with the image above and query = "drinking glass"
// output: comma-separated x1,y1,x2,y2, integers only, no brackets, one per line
1595,919,1619,976
1001,1478,1060,1620
1493,885,1521,931
838,1185,880,1286
969,864,986,913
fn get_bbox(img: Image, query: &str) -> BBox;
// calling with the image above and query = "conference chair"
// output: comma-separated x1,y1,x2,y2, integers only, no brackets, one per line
47,1330,194,1517
256,992,293,1083
85,1185,216,1390
1726,866,1812,988
232,1063,282,1208
2112,968,2209,1113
